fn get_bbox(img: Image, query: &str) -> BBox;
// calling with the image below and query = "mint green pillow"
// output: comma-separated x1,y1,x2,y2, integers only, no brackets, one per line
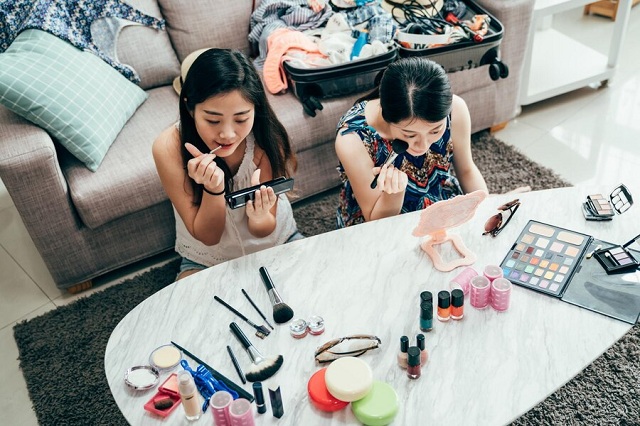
0,30,148,172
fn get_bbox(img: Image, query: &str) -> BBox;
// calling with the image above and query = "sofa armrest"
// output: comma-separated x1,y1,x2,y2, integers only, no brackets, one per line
0,106,89,281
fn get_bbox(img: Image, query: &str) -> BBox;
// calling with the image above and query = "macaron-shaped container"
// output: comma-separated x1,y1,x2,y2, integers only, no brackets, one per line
351,381,399,426
324,357,373,402
307,368,349,412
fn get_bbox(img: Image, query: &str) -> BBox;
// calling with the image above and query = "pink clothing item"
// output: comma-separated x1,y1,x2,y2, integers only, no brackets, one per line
263,28,325,94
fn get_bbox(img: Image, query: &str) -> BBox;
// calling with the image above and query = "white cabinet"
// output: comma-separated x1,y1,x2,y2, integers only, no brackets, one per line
520,0,632,105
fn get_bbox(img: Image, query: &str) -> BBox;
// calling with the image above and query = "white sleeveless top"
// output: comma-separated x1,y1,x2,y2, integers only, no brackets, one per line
174,134,298,266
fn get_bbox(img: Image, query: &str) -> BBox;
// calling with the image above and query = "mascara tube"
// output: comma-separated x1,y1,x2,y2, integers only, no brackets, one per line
252,382,267,414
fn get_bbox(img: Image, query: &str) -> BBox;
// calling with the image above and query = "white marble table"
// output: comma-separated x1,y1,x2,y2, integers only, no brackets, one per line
105,184,638,425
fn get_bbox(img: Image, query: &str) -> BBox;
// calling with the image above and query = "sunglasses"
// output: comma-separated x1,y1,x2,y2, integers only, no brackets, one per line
314,335,381,364
483,199,521,237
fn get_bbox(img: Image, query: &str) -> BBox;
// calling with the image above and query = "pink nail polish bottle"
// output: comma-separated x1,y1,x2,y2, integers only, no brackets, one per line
397,336,409,369
416,334,428,365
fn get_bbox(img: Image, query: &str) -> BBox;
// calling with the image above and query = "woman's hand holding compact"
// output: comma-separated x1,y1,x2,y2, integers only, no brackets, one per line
246,169,277,219
184,143,225,194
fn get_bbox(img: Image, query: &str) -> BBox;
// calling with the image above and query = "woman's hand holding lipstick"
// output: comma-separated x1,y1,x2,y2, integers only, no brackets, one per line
185,143,225,195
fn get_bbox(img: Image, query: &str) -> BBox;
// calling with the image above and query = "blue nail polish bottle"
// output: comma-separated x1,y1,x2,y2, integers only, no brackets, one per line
420,300,433,332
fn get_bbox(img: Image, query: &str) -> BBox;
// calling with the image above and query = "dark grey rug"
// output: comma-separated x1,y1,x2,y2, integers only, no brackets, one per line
13,133,639,425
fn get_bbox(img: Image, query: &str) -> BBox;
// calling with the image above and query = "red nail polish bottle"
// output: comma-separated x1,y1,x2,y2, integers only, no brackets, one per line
406,347,421,379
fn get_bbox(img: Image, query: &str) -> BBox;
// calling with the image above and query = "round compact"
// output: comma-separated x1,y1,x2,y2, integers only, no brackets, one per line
307,315,325,335
124,365,159,390
351,381,399,426
324,356,373,402
149,344,182,371
289,318,308,339
307,368,349,412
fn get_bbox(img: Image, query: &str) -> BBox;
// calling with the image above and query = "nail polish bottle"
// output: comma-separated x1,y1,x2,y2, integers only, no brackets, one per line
451,289,464,320
420,291,432,304
416,334,428,364
406,347,421,379
420,301,433,331
397,336,409,369
437,290,451,322
177,371,201,421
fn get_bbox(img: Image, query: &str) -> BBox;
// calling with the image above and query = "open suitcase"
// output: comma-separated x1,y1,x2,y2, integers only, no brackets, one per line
391,0,508,80
283,47,398,117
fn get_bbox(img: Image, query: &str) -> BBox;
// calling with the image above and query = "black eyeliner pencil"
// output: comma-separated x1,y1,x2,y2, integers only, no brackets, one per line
170,341,253,402
241,288,274,330
227,345,247,384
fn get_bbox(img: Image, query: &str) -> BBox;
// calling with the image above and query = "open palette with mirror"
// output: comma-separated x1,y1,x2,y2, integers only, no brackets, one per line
500,220,640,324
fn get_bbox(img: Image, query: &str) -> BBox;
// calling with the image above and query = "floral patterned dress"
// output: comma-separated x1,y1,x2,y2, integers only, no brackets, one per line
336,101,463,228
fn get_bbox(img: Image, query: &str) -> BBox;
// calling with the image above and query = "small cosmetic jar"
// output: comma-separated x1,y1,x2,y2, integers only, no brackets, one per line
490,277,512,312
450,266,478,295
307,315,325,335
483,264,504,283
307,368,349,412
289,318,308,338
351,381,399,426
325,357,373,402
149,344,182,371
124,365,159,390
470,275,491,309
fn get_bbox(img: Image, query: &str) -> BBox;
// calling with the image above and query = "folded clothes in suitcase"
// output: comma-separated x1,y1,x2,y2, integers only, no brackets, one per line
283,47,398,117
388,0,508,80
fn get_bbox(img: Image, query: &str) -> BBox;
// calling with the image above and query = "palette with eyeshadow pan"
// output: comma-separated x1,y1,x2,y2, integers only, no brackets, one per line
500,220,593,297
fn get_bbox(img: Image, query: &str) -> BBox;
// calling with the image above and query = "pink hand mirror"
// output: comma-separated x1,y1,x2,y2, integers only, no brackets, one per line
412,190,488,271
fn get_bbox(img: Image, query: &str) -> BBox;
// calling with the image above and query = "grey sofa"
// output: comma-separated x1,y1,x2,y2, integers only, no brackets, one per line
0,0,534,291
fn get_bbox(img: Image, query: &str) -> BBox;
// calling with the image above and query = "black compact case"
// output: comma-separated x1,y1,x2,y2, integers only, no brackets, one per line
593,234,640,274
225,177,294,209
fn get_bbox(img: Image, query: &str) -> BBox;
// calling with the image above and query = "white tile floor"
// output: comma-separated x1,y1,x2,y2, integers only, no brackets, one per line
1,7,639,425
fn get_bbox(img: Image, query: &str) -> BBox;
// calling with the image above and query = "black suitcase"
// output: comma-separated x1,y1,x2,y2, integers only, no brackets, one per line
391,0,508,80
283,47,398,117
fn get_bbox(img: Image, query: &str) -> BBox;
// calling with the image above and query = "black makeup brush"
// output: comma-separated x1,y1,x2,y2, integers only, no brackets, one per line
214,295,270,339
258,266,294,324
229,322,283,382
370,139,409,189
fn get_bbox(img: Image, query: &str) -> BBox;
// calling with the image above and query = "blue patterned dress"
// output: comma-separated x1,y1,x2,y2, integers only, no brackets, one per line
336,101,463,228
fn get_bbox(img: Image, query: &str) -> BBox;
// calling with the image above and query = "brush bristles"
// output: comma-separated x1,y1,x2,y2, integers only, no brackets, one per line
245,354,284,382
273,303,294,324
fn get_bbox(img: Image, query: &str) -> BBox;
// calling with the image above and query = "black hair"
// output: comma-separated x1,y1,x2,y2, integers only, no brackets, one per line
178,48,296,204
357,57,452,124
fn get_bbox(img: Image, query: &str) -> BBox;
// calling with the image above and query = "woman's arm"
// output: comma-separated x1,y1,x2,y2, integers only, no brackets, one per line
152,126,227,246
245,148,278,238
450,95,489,194
335,131,408,222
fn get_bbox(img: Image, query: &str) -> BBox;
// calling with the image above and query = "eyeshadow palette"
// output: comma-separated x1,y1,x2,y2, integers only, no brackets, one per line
500,220,593,297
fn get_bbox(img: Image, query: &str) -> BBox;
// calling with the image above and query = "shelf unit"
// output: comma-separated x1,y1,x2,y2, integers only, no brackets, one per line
519,0,633,106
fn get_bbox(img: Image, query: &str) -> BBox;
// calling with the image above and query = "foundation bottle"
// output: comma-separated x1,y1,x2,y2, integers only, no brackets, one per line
437,290,451,322
397,336,409,369
177,371,202,421
406,346,421,379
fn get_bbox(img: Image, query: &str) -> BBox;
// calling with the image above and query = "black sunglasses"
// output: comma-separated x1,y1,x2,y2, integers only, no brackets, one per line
483,199,520,237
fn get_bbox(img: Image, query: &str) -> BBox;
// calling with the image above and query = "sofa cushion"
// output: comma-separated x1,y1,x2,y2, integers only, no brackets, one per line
157,0,255,60
266,91,364,153
61,86,178,229
116,0,181,90
0,29,148,172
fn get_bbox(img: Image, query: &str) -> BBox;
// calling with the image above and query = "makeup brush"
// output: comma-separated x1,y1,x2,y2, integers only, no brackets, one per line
242,288,274,330
214,295,271,339
229,322,283,382
370,139,409,189
258,266,294,324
